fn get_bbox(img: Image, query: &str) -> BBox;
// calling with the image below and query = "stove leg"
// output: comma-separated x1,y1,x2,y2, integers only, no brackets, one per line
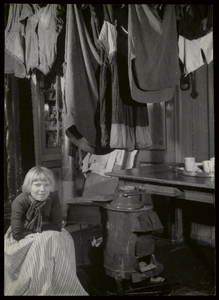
115,276,123,295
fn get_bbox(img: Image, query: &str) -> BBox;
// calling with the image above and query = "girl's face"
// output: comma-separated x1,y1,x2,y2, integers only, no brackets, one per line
30,180,51,201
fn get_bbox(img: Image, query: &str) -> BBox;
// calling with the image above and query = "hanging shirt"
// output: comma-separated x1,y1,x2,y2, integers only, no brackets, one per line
24,4,65,76
128,4,180,103
178,31,213,75
5,4,33,78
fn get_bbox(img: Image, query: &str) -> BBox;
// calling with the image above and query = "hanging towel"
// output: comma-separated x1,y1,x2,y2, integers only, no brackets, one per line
128,4,180,103
178,31,213,75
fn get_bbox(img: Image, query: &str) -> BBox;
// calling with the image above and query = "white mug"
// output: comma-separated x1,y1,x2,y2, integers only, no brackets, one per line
203,160,214,174
184,157,195,172
210,157,215,172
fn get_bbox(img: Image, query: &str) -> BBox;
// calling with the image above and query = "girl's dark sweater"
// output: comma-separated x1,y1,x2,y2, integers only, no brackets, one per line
11,191,62,241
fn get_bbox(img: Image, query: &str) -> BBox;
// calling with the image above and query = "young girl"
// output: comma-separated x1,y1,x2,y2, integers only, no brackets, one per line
4,166,88,296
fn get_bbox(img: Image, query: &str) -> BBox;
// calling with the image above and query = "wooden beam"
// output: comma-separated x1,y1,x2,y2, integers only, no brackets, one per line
177,190,214,204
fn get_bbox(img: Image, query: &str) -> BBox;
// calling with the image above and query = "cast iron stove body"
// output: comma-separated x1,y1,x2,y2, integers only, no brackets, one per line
100,186,164,292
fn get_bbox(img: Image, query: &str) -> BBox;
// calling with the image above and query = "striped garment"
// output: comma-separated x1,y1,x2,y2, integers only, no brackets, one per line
4,227,88,296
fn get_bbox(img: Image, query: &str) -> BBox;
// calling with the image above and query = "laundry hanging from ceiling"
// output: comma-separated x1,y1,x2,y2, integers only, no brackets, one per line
64,4,152,152
176,5,213,76
178,31,213,75
5,4,214,153
5,4,65,78
5,3,29,78
64,4,102,154
128,4,181,104
97,4,152,151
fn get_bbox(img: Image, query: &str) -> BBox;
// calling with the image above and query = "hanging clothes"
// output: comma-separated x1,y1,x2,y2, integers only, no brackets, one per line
88,4,104,50
98,5,152,151
5,4,32,78
128,4,181,103
64,4,102,153
98,19,119,148
178,31,213,75
5,4,65,77
24,4,65,76
176,5,213,40
115,6,152,149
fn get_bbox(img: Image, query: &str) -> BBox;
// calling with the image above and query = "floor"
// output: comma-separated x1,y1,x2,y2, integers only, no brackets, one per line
66,224,216,296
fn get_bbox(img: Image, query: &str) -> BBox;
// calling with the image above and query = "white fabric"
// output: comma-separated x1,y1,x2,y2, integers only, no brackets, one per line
98,21,117,55
81,150,123,176
105,150,125,173
178,31,213,75
4,227,88,296
81,149,138,177
124,150,138,169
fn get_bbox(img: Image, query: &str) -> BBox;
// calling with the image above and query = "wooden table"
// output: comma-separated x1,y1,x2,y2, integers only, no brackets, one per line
105,163,215,243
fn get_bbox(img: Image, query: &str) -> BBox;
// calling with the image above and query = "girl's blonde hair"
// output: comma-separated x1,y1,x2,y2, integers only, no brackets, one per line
22,166,56,193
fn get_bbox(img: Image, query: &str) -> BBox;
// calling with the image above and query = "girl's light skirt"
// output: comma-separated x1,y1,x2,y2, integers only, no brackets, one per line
4,227,88,296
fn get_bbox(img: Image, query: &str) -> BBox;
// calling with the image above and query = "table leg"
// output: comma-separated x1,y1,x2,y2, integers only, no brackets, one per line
175,206,184,242
169,198,176,241
79,223,84,264
169,198,184,243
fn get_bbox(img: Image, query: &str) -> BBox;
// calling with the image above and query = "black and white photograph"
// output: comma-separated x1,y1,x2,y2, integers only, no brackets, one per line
4,4,215,296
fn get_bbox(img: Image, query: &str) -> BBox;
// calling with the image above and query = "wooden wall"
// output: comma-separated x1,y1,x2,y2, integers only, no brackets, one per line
135,61,214,246
175,61,214,163
175,61,214,246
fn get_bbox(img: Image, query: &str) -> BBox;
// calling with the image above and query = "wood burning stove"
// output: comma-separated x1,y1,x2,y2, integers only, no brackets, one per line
100,186,164,294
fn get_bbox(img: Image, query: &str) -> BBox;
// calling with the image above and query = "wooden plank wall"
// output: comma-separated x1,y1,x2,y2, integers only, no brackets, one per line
176,61,214,163
135,61,214,246
174,61,215,246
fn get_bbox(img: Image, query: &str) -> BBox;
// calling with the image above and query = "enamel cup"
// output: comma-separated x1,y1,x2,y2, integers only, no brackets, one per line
210,157,215,172
184,157,195,172
203,160,214,174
